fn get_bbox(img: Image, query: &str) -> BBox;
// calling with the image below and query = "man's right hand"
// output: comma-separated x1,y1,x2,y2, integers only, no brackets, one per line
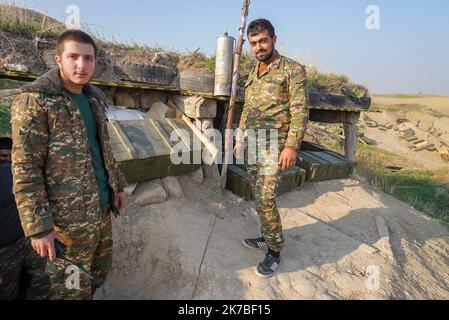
31,231,63,261
233,140,244,161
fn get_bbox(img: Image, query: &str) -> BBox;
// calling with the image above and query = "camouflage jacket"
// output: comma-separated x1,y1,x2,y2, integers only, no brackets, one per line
239,51,309,148
11,68,126,238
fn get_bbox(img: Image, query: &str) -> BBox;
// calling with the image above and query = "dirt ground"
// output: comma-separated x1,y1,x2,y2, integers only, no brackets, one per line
361,111,448,170
362,95,449,170
95,174,449,300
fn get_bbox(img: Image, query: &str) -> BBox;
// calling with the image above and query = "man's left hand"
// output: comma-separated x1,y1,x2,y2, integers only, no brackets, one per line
279,147,298,171
117,192,126,210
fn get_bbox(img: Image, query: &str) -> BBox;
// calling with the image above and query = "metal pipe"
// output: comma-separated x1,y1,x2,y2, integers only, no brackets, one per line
214,33,235,97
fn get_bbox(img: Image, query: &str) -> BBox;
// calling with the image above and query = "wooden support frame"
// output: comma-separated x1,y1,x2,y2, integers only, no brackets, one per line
309,109,361,163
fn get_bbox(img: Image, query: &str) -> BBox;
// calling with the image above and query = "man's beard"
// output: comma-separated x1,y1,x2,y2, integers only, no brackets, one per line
256,48,275,63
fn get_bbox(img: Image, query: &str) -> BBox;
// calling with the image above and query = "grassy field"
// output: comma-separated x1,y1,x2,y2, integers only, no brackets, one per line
356,143,449,228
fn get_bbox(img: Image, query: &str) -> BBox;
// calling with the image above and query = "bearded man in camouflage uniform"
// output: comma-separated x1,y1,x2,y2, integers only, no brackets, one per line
11,30,126,299
234,19,308,278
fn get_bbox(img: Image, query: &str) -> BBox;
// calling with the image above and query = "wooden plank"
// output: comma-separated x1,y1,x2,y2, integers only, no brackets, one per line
226,165,306,201
119,156,200,184
405,136,418,142
297,151,330,182
148,119,175,149
415,144,434,152
412,139,425,145
165,118,193,151
344,112,360,163
107,120,137,160
118,120,171,158
312,151,352,180
301,141,328,152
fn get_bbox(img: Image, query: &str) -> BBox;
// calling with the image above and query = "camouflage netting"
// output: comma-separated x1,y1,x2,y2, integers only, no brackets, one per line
0,5,370,108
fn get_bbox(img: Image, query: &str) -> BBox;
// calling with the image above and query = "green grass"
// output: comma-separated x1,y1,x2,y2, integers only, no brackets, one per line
308,68,349,93
357,144,449,228
391,94,425,99
372,93,426,99
0,16,60,38
373,103,427,113
198,50,256,76
0,104,11,137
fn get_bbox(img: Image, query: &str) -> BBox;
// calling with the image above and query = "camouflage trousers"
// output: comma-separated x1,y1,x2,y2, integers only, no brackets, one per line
47,207,113,300
246,137,285,252
0,237,50,300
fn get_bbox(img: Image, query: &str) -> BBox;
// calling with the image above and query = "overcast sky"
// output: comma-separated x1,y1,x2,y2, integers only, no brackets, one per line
20,0,449,95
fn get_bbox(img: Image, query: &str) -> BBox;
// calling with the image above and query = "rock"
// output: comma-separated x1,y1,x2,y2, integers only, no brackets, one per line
140,92,166,109
102,87,116,106
3,63,29,73
134,180,167,206
151,52,171,65
124,183,138,196
42,50,57,69
147,101,168,120
115,90,137,108
171,95,217,119
162,176,183,198
438,146,449,161
189,167,204,184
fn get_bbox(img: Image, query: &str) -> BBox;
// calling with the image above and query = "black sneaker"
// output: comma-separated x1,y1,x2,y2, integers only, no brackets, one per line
242,237,268,251
255,253,281,278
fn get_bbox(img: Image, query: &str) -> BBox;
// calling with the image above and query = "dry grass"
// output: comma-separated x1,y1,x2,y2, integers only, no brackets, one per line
0,2,65,37
372,94,449,117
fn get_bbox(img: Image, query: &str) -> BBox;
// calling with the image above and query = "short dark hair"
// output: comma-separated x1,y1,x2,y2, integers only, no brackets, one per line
56,29,98,57
0,137,13,150
247,19,276,38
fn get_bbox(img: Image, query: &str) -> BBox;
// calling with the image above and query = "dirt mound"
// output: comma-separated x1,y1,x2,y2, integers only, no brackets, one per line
0,6,370,108
94,175,449,300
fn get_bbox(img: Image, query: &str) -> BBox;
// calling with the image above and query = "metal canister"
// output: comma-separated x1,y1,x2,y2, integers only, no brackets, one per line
214,32,235,97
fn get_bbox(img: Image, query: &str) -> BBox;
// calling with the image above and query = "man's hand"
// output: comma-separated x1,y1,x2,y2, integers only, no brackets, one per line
117,192,126,210
31,231,62,261
233,140,244,161
279,147,298,171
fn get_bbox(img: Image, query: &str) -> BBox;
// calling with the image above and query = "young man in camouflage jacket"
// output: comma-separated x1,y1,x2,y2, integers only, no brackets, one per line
11,30,126,299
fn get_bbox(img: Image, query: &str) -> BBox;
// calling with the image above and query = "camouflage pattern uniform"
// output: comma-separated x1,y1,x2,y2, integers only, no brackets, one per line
0,237,50,300
239,51,308,252
11,68,126,300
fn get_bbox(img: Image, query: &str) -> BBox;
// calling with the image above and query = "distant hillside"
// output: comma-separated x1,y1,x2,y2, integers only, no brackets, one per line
0,4,66,37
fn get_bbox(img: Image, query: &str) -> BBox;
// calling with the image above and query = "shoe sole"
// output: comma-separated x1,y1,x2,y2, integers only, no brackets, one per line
254,268,276,279
242,239,268,251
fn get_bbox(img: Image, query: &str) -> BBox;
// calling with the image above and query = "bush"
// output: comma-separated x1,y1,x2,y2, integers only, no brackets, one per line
0,104,11,137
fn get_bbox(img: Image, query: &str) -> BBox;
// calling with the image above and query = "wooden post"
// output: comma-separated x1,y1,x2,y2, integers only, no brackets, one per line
343,112,361,163
220,0,250,192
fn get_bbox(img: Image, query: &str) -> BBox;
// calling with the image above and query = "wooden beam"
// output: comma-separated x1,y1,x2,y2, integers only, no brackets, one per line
108,120,138,159
343,112,361,163
309,109,362,124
